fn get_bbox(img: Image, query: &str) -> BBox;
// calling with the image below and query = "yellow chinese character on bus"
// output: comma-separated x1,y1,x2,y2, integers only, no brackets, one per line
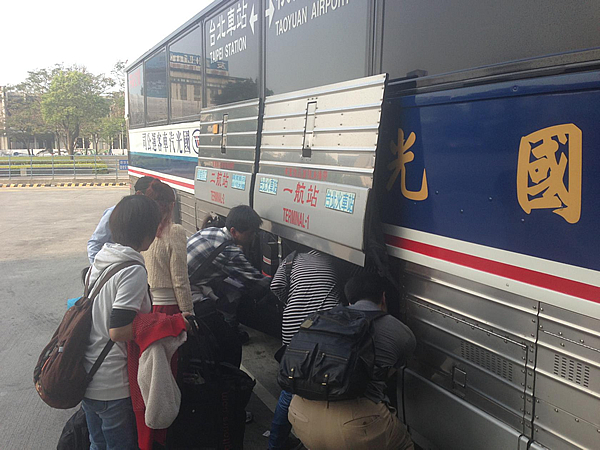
387,128,428,201
517,124,582,224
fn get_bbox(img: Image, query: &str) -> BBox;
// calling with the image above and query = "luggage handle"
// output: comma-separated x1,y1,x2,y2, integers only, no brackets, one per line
187,315,223,380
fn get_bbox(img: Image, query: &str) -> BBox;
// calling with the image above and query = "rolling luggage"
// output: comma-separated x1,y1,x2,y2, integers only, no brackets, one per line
167,316,255,449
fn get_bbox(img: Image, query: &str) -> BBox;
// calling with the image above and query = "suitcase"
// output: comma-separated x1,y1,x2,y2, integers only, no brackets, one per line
167,316,255,449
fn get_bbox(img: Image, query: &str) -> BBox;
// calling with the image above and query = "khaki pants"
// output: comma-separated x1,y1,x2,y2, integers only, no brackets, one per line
288,396,414,450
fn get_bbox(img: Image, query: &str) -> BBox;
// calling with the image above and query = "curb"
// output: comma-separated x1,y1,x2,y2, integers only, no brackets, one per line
0,182,128,188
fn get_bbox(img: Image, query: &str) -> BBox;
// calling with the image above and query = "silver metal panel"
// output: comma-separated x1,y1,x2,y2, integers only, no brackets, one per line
533,303,600,450
176,190,196,236
254,75,386,265
518,434,530,450
404,369,525,450
194,167,252,211
535,368,600,428
534,400,599,449
194,99,260,213
405,264,540,342
401,262,539,438
528,442,551,450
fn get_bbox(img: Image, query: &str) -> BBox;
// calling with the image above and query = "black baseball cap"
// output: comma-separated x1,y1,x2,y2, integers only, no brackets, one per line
134,176,156,193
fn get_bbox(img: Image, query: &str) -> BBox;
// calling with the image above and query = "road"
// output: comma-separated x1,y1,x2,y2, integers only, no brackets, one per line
0,186,281,449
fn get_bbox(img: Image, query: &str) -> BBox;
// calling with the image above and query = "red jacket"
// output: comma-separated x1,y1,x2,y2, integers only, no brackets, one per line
127,312,186,411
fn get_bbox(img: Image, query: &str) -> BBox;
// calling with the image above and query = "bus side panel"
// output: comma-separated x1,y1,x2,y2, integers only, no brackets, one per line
175,189,198,236
380,71,600,449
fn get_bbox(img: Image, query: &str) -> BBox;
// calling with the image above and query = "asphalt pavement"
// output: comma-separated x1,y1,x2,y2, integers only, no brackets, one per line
0,186,282,449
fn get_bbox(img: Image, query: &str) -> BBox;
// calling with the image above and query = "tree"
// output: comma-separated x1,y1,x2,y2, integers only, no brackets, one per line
16,65,68,154
41,69,112,155
4,89,50,155
111,60,127,92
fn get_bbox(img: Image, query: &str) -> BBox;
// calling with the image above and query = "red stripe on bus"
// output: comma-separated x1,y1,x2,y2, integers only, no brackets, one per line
385,234,600,303
129,168,194,190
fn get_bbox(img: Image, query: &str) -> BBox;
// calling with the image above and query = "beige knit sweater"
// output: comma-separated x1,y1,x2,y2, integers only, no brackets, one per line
142,223,193,313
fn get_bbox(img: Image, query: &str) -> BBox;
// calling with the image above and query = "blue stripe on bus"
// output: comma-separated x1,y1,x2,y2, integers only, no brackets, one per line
129,152,197,180
379,70,600,272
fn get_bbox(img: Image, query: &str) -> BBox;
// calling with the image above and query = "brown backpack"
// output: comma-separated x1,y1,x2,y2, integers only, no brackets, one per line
33,261,142,409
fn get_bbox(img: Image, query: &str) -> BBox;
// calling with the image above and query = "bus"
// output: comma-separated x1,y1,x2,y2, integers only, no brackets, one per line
125,1,600,448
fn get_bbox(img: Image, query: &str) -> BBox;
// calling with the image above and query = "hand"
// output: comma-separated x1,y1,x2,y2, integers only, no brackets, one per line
182,312,193,332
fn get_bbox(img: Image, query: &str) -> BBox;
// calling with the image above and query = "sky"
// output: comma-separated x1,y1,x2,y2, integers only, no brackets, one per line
1,0,214,86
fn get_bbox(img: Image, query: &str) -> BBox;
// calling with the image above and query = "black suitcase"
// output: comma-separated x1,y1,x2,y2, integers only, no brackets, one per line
167,316,255,449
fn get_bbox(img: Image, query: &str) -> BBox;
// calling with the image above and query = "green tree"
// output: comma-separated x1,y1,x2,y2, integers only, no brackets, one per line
41,69,112,155
4,89,50,155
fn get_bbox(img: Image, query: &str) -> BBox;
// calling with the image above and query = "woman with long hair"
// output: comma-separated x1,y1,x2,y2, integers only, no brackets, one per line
135,179,193,450
142,179,193,315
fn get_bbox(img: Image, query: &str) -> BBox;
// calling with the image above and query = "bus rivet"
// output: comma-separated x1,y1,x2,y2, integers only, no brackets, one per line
575,418,579,422
554,408,558,412
558,331,562,336
580,339,584,343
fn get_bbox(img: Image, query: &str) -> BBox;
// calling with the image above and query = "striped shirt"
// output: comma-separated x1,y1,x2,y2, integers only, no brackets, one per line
271,250,341,345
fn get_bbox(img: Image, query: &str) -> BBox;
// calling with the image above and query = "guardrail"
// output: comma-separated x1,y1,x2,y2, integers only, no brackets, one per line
0,155,129,181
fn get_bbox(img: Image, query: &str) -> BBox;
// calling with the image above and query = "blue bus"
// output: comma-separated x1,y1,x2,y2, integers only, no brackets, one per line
126,1,600,448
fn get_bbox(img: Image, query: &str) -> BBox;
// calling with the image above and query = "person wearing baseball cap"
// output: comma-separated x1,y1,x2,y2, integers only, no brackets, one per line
87,176,156,264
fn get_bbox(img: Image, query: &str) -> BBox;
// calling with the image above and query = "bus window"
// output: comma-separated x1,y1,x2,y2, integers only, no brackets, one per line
204,0,260,107
265,0,369,96
382,0,600,81
145,49,168,123
128,65,144,127
170,25,203,120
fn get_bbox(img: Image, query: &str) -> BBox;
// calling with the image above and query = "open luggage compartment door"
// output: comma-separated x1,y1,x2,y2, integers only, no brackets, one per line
194,98,261,219
254,74,387,266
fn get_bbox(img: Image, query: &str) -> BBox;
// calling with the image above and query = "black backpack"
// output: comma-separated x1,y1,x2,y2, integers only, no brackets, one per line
277,305,385,401
56,407,90,450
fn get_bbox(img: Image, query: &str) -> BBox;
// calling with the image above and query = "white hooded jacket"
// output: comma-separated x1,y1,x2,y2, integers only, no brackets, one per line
83,243,152,401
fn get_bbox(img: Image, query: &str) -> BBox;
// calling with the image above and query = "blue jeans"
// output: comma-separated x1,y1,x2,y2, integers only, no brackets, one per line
82,397,138,450
268,390,294,449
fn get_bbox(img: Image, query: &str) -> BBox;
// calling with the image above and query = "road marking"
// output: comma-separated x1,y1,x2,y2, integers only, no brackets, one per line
240,363,278,413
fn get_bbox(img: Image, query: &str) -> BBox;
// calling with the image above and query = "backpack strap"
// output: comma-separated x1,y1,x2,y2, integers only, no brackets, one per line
189,240,233,287
87,261,144,302
85,261,145,381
